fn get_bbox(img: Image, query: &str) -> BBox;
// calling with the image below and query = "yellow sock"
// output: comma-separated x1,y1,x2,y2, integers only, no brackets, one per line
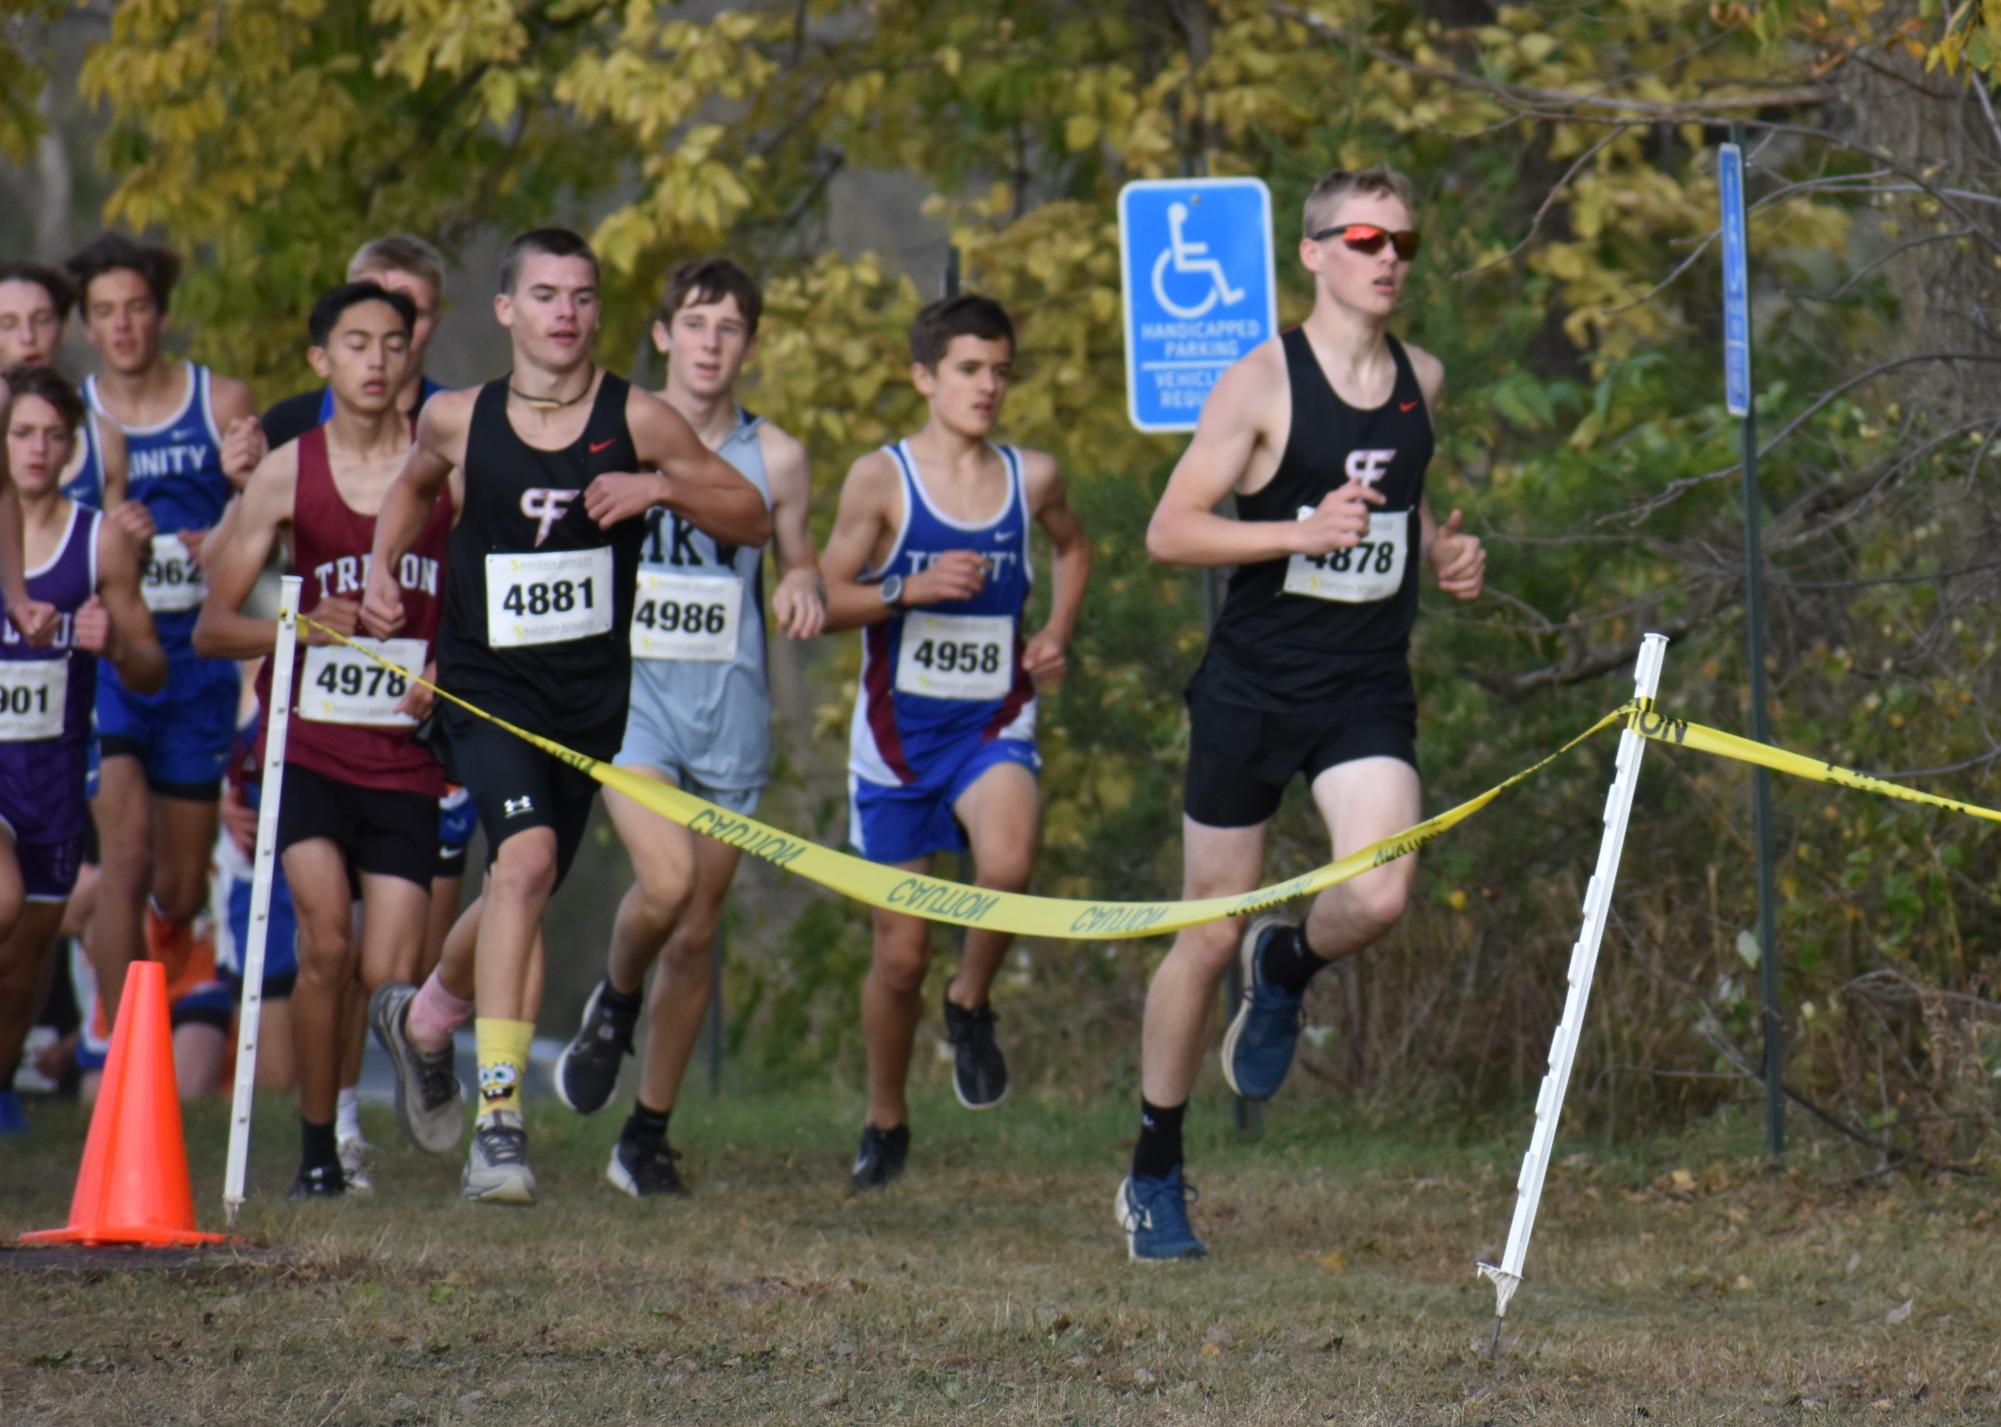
474,1017,535,1122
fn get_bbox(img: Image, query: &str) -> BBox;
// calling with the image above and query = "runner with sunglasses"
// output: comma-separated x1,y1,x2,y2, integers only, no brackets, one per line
1117,166,1485,1261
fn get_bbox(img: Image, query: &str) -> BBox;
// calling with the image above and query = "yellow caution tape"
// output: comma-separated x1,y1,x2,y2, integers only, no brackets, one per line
1628,703,2001,824
293,613,1627,937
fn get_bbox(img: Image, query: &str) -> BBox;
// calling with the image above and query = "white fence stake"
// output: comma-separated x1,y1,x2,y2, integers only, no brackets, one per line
1477,632,1668,1339
223,575,303,1229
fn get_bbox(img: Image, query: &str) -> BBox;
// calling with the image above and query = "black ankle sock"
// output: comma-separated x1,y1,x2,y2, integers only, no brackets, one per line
1260,921,1332,997
622,1101,670,1147
1131,1098,1186,1181
601,982,643,1014
301,1117,338,1170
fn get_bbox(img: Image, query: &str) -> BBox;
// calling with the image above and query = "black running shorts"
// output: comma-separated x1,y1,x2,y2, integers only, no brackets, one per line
443,709,599,890
277,763,438,888
1182,670,1417,829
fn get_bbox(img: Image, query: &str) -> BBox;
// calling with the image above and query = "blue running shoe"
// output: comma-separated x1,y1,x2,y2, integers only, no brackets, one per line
1220,915,1306,1100
1115,1171,1206,1261
0,1089,26,1136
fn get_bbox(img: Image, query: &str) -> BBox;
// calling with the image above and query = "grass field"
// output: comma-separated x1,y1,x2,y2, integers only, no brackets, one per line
4,1088,1997,1425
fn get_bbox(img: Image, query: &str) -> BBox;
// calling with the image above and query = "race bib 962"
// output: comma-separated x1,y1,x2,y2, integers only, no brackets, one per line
141,534,206,613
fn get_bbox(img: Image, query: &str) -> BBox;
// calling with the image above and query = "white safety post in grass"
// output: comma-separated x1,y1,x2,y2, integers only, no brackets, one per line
1478,631,1667,1342
224,576,304,1229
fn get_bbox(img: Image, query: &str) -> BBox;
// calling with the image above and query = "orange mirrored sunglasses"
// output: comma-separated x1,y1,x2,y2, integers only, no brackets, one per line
1311,223,1421,261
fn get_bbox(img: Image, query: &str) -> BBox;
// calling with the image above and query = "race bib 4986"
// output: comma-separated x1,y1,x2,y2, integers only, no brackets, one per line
631,569,740,662
486,548,614,648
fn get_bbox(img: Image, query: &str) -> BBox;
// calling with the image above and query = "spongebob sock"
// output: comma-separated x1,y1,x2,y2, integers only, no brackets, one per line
474,1018,535,1123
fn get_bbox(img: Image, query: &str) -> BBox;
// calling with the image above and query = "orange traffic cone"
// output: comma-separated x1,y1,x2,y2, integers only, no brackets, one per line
22,960,227,1247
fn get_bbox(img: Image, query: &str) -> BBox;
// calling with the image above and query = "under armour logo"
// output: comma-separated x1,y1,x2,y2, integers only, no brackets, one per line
1345,449,1396,485
519,488,580,547
504,795,534,818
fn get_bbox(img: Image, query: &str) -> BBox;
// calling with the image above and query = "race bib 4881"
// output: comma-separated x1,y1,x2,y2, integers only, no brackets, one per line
486,548,614,648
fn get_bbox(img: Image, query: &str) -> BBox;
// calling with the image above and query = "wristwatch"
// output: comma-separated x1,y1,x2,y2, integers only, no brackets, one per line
878,574,905,608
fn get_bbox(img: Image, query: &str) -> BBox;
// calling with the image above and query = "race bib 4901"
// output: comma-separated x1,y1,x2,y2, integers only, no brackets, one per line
298,638,426,727
631,569,740,662
895,611,1014,701
1283,508,1409,604
486,548,614,648
141,534,206,613
0,659,65,741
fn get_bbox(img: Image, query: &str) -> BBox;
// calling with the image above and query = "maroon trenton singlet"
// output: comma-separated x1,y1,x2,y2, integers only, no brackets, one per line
268,424,452,796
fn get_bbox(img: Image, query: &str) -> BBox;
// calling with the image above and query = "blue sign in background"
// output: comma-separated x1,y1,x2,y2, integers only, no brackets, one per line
1119,178,1278,433
1719,143,1751,419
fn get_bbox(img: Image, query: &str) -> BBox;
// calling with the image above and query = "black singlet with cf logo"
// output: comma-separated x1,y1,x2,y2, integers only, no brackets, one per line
1195,328,1434,714
438,372,647,755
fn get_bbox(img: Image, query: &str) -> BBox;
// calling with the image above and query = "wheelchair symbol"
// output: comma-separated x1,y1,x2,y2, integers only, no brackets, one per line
1150,202,1246,320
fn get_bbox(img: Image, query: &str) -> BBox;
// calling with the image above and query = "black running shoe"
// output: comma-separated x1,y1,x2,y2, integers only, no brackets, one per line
850,1123,910,1192
554,980,639,1115
608,1137,690,1199
290,1161,347,1200
943,996,1010,1110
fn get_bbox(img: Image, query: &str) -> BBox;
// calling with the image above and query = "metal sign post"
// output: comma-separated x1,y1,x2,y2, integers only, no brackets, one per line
1721,129,1785,1160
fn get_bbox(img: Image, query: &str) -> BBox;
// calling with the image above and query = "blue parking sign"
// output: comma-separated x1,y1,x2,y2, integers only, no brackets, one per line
1119,178,1279,433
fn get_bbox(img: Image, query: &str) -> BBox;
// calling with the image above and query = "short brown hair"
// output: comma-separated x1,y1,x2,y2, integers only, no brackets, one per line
347,234,446,302
909,294,1014,369
1302,167,1417,239
0,262,75,321
658,258,763,335
65,231,183,311
498,227,597,295
4,363,86,435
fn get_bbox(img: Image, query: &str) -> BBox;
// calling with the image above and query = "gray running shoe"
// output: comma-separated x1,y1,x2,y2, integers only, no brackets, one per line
462,1110,537,1205
368,982,465,1154
554,979,638,1114
337,1134,375,1195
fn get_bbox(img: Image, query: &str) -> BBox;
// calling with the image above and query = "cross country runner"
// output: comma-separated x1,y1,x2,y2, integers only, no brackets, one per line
0,366,165,1128
553,258,825,1197
362,227,770,1206
0,261,128,509
256,234,462,1181
195,281,450,1197
819,293,1091,1190
1119,167,1485,1260
66,232,265,1027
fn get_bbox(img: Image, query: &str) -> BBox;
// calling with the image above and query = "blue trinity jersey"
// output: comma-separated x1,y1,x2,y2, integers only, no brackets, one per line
848,440,1036,786
84,362,233,653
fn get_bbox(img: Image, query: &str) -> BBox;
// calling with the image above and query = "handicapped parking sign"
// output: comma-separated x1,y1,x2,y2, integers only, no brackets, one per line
1119,177,1278,433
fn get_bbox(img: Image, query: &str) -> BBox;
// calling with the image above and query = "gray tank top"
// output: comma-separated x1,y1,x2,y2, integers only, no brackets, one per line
627,409,772,789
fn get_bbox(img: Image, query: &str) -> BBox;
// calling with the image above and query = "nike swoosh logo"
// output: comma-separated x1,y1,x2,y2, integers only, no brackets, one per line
1399,400,1420,412
589,439,615,454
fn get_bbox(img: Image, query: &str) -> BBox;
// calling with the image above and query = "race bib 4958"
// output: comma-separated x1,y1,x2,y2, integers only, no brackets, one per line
895,611,1014,701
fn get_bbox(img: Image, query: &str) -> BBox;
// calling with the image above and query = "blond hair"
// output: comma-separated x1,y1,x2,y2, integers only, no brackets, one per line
346,234,446,301
1301,167,1416,239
